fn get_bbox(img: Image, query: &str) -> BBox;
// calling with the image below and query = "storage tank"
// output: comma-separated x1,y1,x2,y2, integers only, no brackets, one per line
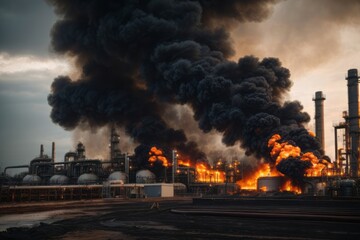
339,179,356,196
107,171,127,184
315,182,327,196
22,174,41,185
49,174,69,185
136,170,156,183
77,173,99,185
257,176,283,192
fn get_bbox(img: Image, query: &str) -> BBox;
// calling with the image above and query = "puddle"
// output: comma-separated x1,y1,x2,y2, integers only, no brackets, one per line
0,208,106,232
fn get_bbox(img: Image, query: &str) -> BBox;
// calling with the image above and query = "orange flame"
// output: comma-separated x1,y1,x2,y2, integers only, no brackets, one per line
148,146,169,167
195,163,225,183
268,134,301,165
237,163,281,190
281,179,301,194
178,159,190,167
268,133,331,177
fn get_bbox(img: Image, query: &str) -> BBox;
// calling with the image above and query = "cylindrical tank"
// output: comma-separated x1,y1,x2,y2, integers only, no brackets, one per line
49,174,69,185
339,179,356,196
107,171,127,184
315,182,327,196
136,170,156,183
22,174,41,185
257,176,282,192
77,173,99,185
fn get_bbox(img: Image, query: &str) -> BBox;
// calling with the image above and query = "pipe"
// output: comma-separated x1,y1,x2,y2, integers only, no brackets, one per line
125,153,129,183
4,165,29,175
52,142,55,163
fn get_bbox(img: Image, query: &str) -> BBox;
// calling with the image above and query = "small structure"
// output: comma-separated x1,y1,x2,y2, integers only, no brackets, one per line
144,183,174,197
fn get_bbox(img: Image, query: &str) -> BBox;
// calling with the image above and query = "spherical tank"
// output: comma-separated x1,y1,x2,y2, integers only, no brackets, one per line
108,171,127,184
49,175,69,185
136,170,156,183
77,173,99,185
257,176,283,192
22,174,41,185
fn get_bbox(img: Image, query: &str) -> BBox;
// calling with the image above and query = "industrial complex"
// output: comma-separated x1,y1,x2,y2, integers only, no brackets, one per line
1,69,360,202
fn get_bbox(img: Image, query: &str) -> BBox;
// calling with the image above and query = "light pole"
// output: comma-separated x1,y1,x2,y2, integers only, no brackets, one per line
172,150,177,183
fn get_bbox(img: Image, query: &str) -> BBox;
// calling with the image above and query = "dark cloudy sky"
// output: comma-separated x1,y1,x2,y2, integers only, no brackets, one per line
1,0,360,174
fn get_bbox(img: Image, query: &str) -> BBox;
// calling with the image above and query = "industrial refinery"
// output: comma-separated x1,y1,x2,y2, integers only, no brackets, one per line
0,70,359,202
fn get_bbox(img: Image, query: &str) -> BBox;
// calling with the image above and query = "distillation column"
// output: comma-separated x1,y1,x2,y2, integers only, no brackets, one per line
313,91,326,152
346,69,360,177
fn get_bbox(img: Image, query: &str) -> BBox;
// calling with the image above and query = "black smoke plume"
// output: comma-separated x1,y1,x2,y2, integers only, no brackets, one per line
47,0,323,181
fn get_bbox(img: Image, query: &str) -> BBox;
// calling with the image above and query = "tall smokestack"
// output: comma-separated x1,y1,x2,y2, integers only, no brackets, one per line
110,126,120,161
52,142,55,163
313,91,326,152
40,144,44,158
346,69,360,177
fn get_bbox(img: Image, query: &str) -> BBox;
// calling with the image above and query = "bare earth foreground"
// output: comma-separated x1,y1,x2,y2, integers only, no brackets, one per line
0,197,359,240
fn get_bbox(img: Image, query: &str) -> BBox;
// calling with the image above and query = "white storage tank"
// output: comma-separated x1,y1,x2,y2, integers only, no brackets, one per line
108,171,127,184
22,174,41,185
49,175,69,185
257,176,283,192
136,170,156,183
77,173,99,185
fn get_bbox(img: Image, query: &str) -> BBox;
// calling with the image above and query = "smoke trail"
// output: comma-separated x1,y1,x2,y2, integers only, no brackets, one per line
47,0,322,181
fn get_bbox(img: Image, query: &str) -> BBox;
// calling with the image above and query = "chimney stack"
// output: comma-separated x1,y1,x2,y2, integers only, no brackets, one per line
40,144,44,158
346,68,360,177
313,91,326,152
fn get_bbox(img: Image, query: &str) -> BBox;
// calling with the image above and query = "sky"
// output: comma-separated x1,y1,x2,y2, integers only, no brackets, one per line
1,0,360,175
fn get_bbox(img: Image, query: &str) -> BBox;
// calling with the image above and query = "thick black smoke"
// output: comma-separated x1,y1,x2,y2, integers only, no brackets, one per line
47,0,323,180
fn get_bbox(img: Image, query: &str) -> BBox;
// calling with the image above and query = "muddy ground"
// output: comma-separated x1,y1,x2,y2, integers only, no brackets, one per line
0,197,360,240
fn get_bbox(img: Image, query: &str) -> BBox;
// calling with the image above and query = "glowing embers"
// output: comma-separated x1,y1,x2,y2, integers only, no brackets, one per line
148,146,169,167
268,133,331,177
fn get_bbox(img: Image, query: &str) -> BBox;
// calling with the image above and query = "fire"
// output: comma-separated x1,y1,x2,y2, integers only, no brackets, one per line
281,179,301,194
268,134,301,165
267,133,331,177
308,130,316,137
195,163,225,183
176,157,225,183
178,159,190,167
148,146,169,167
237,163,281,190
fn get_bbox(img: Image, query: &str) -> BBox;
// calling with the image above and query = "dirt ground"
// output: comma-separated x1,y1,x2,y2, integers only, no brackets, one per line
1,197,360,240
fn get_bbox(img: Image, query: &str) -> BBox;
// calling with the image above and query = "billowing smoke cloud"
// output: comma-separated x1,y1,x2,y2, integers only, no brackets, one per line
47,0,322,181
